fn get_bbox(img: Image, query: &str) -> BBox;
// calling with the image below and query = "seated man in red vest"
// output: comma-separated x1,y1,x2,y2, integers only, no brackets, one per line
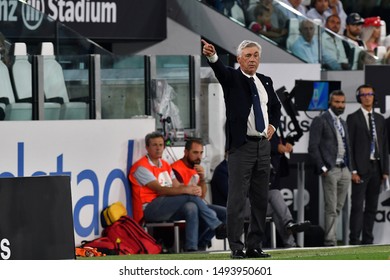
129,131,226,252
171,138,227,250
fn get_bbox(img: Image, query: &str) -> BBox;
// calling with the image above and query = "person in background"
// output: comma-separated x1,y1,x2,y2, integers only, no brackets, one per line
202,38,281,258
342,13,366,70
327,0,347,34
357,50,377,70
246,0,279,27
273,0,308,34
0,32,11,67
280,0,308,16
248,3,288,45
361,16,382,55
289,20,320,63
210,156,229,208
321,14,349,70
171,138,227,250
306,0,331,26
343,13,366,48
308,90,351,246
269,131,311,248
383,50,390,64
383,35,390,64
347,84,389,245
0,32,9,120
129,131,226,252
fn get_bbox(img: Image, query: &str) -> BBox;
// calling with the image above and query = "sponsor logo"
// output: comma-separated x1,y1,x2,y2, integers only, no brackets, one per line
46,0,117,23
0,0,117,31
22,0,45,30
0,142,130,240
381,197,390,207
0,239,11,260
376,193,390,223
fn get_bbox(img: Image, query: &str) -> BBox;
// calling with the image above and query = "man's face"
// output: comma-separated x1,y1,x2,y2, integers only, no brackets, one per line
330,95,345,116
358,87,375,108
326,16,341,33
288,0,302,9
346,24,363,37
301,21,315,42
184,143,203,167
146,137,165,160
314,0,329,14
237,46,260,76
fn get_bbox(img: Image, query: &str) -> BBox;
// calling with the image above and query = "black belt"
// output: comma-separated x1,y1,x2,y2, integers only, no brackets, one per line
335,163,346,168
246,135,267,142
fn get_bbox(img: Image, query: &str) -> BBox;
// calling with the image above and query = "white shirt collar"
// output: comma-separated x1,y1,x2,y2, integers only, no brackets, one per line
146,154,162,167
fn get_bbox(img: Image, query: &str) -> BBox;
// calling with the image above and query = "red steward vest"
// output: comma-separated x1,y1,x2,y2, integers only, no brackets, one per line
129,155,173,224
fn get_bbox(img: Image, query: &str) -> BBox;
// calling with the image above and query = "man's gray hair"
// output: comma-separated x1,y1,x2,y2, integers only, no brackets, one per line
236,40,262,57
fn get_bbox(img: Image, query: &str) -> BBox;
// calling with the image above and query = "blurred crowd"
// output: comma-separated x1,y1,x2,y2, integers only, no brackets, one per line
201,0,390,68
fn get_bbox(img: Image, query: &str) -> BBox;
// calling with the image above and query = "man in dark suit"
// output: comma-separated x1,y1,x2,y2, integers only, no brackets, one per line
347,84,389,245
210,151,311,249
202,39,281,258
308,90,351,246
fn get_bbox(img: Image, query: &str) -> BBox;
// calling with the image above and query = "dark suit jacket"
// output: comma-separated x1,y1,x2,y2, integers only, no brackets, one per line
270,131,289,189
210,159,228,207
347,109,389,176
208,58,281,150
308,110,352,174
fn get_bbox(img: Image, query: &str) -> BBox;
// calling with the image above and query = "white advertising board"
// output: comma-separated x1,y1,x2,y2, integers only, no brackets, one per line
0,119,154,245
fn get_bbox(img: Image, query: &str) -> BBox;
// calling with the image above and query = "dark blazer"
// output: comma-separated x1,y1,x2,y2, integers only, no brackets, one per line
208,58,281,150
210,159,228,207
347,109,389,176
308,110,352,174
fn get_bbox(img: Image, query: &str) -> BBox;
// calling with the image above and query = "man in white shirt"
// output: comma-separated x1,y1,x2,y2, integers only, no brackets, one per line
290,19,320,63
281,0,307,16
327,0,347,34
321,14,349,70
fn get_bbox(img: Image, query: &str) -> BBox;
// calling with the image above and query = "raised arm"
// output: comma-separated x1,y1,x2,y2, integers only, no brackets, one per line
201,39,216,57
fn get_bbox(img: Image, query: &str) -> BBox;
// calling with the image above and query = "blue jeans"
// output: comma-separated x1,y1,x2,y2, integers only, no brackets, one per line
198,204,227,248
143,195,222,250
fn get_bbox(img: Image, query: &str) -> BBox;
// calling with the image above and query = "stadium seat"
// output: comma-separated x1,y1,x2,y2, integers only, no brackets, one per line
11,42,61,120
144,220,186,253
380,20,387,46
40,42,88,120
286,18,300,51
0,55,32,120
376,45,387,60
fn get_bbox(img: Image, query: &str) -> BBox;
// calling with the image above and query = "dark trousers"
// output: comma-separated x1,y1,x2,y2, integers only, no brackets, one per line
227,139,270,250
349,160,381,244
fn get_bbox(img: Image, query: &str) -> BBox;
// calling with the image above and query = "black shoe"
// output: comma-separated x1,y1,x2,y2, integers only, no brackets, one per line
286,220,311,234
230,249,246,259
349,240,361,245
184,249,198,253
215,223,227,239
246,248,271,258
198,241,212,251
284,243,298,248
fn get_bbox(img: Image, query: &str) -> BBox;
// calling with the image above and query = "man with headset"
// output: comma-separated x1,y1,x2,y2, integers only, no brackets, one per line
308,90,351,246
347,84,389,245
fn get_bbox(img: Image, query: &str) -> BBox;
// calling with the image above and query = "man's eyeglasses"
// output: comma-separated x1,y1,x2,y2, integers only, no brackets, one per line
359,93,374,97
